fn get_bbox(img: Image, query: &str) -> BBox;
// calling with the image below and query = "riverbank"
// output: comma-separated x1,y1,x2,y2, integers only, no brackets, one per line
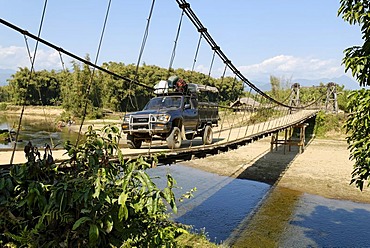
182,137,370,204
2,105,64,118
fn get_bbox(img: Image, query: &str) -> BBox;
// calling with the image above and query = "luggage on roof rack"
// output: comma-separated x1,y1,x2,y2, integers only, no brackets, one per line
154,75,218,103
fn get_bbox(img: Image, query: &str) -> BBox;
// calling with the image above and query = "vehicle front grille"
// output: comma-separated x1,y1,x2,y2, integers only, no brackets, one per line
132,124,149,130
132,117,149,123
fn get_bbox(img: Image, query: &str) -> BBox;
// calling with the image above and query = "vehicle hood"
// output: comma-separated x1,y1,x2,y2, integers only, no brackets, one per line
127,109,180,116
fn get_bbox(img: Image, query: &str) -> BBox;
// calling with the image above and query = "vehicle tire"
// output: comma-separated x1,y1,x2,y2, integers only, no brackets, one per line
126,134,142,149
202,125,213,145
166,127,182,149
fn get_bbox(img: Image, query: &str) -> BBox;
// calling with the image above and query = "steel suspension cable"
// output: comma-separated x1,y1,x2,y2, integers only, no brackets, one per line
23,33,56,148
0,18,153,91
135,0,156,78
168,9,185,73
58,51,66,71
131,0,157,112
10,0,48,165
175,0,318,110
127,0,157,152
75,0,112,146
191,32,203,73
216,64,229,141
239,87,252,138
243,88,256,137
207,50,216,80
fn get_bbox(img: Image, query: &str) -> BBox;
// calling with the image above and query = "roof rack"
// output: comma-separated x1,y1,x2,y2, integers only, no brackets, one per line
153,75,218,95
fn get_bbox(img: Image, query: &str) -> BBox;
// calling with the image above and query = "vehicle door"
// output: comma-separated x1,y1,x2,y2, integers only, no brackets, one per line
182,96,199,131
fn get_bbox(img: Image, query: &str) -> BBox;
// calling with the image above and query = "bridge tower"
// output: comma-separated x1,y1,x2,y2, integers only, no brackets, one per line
289,83,300,107
325,82,338,114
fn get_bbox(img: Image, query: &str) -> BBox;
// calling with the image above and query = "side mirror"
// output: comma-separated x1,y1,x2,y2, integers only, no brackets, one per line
184,103,191,109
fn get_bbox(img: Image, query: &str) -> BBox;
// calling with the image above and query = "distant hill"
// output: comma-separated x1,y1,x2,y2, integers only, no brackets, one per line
0,69,14,86
244,80,271,92
245,75,360,92
293,75,360,90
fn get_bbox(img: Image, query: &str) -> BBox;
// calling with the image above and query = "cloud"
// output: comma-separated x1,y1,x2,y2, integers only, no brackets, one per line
237,55,344,82
0,46,348,84
0,45,62,70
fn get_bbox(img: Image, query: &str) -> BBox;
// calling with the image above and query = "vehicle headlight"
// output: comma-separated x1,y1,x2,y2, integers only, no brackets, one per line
156,114,170,122
123,115,130,122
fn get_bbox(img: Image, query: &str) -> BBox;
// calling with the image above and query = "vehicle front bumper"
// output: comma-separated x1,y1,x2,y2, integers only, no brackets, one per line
121,122,171,135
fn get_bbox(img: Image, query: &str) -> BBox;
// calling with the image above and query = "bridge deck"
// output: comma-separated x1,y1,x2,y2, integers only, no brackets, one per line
0,110,318,166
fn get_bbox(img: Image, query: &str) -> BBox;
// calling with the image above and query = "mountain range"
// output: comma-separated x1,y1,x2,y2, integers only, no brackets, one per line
248,75,360,91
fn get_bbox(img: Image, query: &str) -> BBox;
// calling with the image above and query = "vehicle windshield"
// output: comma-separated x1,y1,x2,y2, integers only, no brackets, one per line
143,96,182,110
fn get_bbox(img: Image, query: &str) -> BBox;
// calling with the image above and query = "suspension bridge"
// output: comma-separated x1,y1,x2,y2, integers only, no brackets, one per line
0,0,338,166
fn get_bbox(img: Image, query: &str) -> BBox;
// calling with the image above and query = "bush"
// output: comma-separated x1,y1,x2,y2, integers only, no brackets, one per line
314,111,347,138
0,102,7,111
0,125,186,247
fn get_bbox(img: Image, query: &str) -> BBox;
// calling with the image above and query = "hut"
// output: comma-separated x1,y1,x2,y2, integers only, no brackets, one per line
230,97,261,111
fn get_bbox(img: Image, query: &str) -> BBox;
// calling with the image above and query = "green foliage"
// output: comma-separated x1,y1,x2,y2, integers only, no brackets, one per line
339,0,370,190
0,125,187,247
314,111,346,138
7,68,61,106
2,61,244,114
265,76,291,103
338,0,370,87
60,57,103,117
299,83,327,106
344,89,370,190
337,87,351,112
247,108,281,124
0,85,10,102
0,102,7,111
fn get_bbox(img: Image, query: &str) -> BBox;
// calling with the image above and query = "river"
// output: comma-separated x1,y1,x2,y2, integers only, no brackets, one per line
0,114,78,150
148,164,370,247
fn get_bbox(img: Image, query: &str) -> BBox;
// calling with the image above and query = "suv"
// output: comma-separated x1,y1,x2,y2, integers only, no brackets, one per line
121,77,219,149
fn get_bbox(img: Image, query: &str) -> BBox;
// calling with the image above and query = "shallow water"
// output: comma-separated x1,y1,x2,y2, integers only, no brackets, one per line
0,115,78,149
148,164,370,246
148,164,271,243
279,193,370,247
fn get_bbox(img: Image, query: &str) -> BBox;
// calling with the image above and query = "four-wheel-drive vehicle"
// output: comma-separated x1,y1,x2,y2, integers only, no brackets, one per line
121,76,219,149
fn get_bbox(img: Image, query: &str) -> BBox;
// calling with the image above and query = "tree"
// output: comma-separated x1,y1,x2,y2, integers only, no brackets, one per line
339,0,370,87
339,0,370,190
268,76,291,102
0,85,10,103
7,67,61,105
61,56,103,118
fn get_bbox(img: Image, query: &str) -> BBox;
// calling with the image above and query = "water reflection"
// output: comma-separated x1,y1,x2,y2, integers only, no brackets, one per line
148,165,370,247
0,115,78,149
147,164,271,243
230,186,370,247
280,193,370,247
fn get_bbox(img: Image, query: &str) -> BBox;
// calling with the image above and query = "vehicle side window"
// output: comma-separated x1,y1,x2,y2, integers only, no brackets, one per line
191,98,197,108
184,97,194,109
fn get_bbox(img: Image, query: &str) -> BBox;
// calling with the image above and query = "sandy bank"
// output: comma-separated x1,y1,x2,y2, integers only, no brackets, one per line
182,138,370,204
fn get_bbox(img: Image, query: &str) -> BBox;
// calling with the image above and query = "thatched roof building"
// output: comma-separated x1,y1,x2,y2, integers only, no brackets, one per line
230,97,261,110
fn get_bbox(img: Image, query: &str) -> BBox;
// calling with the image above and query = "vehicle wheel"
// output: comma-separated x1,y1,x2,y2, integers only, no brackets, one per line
202,125,213,145
126,134,142,149
166,127,182,149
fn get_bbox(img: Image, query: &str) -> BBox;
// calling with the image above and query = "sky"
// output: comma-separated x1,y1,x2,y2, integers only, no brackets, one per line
0,0,363,86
